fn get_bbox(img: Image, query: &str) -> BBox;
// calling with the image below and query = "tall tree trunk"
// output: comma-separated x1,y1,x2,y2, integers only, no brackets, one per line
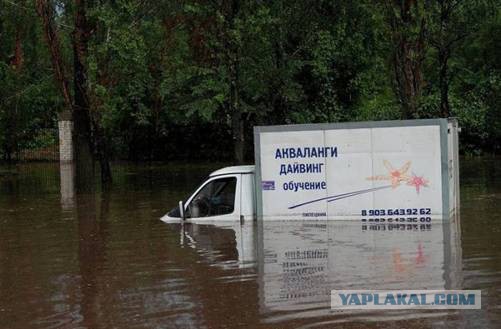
37,0,112,188
13,29,24,71
387,0,427,119
230,53,244,164
272,28,287,124
35,0,72,110
73,0,97,190
439,48,450,117
436,0,452,118
226,0,244,164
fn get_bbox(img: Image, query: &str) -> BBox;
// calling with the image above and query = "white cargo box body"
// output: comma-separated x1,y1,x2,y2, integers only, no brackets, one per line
254,119,459,221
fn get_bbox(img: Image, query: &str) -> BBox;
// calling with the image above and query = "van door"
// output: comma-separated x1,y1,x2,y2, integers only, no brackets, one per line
184,174,241,221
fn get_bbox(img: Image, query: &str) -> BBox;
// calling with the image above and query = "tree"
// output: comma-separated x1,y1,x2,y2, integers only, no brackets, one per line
2,0,500,161
383,0,428,119
428,0,494,117
36,0,112,186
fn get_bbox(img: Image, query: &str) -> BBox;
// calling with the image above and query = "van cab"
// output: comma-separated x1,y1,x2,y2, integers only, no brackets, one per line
161,165,256,223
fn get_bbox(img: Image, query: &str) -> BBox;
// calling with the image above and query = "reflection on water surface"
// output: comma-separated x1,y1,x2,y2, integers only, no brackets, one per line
0,160,500,328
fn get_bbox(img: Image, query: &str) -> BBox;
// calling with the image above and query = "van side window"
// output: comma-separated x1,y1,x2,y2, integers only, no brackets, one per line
187,177,237,218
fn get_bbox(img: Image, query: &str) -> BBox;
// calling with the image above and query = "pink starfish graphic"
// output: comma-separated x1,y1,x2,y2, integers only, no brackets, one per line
367,160,411,188
407,173,429,194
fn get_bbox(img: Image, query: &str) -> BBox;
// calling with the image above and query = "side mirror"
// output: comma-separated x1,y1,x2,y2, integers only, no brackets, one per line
179,201,186,221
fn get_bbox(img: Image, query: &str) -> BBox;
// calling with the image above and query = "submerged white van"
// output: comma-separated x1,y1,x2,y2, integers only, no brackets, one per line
162,119,460,223
161,165,256,222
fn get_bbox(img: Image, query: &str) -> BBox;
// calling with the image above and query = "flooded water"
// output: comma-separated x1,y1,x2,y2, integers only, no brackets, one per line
1,159,500,328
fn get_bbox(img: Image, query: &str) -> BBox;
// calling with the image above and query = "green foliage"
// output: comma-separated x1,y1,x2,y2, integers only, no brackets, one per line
1,0,500,161
0,2,62,160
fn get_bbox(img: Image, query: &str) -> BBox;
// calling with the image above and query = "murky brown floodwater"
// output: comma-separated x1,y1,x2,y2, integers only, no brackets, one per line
1,159,500,329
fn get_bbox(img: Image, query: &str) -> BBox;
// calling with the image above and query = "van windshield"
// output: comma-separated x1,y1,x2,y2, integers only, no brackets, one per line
187,177,237,218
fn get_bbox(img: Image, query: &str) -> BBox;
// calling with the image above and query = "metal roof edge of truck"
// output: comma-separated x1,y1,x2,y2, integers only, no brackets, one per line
210,165,255,177
253,118,456,133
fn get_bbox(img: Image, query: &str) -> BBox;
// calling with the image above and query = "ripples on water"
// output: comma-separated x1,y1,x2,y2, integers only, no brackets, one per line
0,160,500,328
